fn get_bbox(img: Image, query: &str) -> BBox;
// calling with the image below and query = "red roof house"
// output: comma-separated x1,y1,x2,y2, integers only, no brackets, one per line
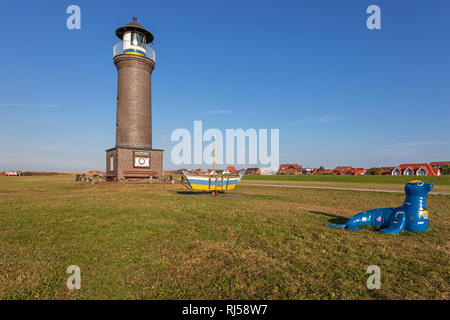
429,161,450,168
225,166,239,175
349,168,367,175
278,164,302,175
334,166,353,175
379,167,395,175
392,163,440,176
313,169,334,175
245,168,261,175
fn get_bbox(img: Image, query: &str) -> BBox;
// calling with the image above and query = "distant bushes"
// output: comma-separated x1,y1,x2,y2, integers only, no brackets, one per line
441,165,450,175
367,168,381,175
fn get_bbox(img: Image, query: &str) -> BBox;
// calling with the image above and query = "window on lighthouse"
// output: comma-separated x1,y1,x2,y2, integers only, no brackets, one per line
131,32,146,48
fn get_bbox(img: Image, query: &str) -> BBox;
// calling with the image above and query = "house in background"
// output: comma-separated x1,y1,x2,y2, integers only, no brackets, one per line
349,168,367,175
313,168,334,175
261,169,274,175
193,168,206,174
379,167,395,175
224,166,239,175
208,169,224,175
392,163,440,176
278,164,302,175
334,166,353,175
430,161,450,169
302,168,317,175
245,168,261,175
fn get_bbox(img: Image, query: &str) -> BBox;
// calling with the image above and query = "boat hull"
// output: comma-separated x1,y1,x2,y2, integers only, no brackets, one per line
181,172,243,191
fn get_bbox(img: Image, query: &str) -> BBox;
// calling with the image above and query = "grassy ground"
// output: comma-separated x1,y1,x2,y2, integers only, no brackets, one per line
242,175,450,193
0,175,448,299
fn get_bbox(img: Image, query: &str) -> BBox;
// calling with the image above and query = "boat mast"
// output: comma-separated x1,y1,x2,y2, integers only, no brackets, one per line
213,136,216,176
213,136,218,196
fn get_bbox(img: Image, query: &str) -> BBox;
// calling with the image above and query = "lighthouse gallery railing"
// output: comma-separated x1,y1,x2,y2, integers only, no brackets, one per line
113,40,156,62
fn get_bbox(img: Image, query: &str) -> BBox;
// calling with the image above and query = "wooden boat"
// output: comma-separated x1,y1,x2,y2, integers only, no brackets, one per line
180,136,244,192
181,170,245,191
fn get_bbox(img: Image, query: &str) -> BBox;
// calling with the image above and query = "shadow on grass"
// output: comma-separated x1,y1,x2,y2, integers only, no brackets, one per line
177,191,210,195
309,210,348,224
176,190,225,195
175,191,245,198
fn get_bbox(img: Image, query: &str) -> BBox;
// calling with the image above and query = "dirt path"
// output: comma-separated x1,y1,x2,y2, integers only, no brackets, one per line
240,183,450,195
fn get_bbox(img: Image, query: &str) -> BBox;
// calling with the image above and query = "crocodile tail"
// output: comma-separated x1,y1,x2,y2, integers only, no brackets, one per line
328,223,347,228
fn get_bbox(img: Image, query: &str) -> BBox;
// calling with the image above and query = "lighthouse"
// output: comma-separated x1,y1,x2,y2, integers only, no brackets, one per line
106,17,163,181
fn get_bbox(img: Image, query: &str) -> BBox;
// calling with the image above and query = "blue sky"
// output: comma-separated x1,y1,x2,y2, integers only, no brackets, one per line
0,0,449,171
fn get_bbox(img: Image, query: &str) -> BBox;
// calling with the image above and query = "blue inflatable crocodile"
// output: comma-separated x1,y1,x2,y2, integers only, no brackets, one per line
329,180,433,234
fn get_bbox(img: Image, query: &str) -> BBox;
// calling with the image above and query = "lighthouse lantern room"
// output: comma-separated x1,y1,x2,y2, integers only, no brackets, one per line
113,17,155,60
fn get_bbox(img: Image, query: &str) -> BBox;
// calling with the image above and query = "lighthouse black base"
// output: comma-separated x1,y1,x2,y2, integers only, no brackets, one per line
105,147,163,181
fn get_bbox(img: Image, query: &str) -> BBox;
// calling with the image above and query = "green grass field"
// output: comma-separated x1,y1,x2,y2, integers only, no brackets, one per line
242,174,450,193
0,175,448,299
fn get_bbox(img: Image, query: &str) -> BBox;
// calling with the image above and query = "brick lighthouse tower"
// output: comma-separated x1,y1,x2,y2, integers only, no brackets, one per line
106,17,163,181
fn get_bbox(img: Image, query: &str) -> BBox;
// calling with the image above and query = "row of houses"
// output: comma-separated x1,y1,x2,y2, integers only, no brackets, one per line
277,162,450,176
164,161,449,177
